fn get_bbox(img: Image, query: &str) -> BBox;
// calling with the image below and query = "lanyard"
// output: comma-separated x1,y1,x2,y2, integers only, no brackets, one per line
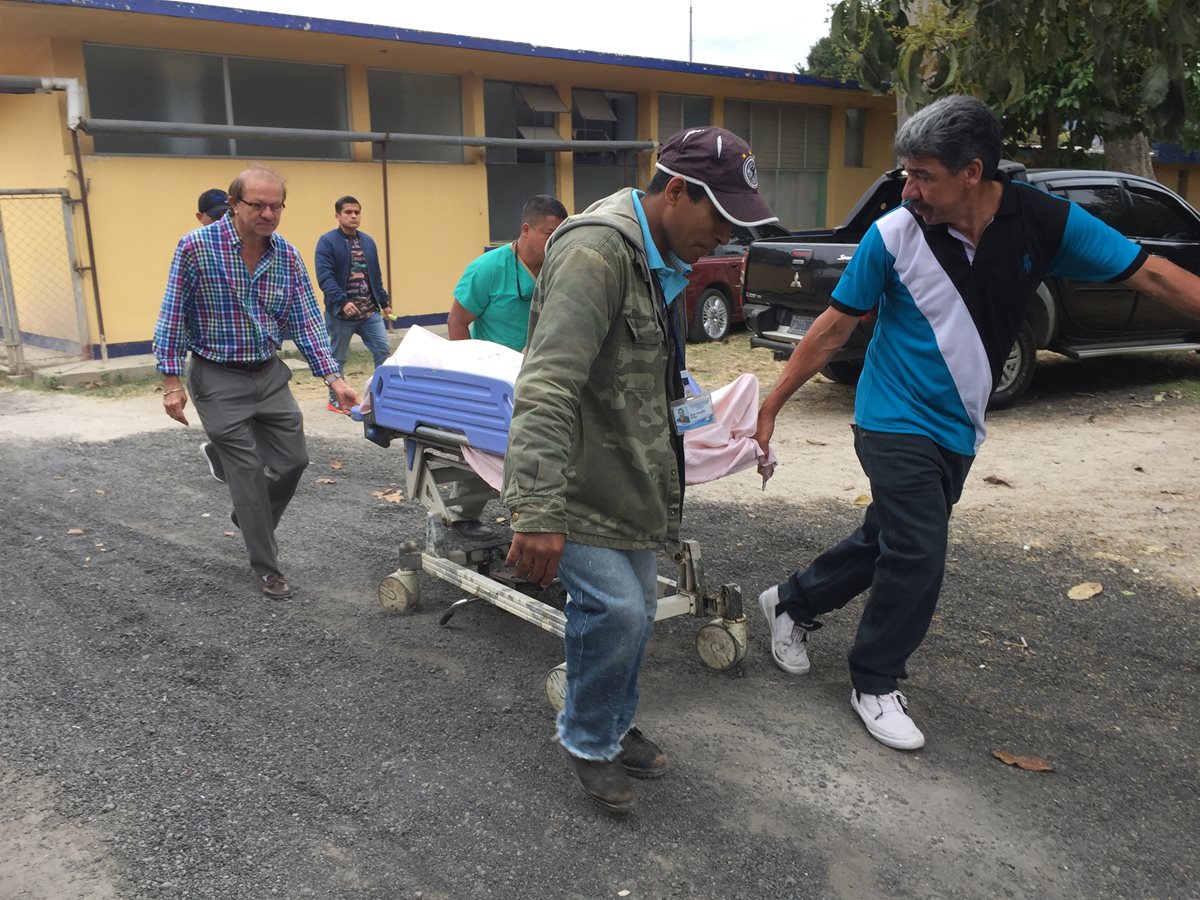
650,269,697,396
511,241,529,303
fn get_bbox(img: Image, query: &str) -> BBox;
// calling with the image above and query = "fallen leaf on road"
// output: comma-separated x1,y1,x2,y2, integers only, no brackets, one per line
983,475,1013,488
1068,581,1103,601
853,494,871,506
67,528,84,536
805,439,826,446
330,459,344,471
372,489,403,503
1133,465,1145,473
992,750,1054,772
315,477,337,484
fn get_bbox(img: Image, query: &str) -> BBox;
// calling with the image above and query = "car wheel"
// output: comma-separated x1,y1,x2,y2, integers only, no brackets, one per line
819,359,864,385
988,321,1036,410
688,288,731,342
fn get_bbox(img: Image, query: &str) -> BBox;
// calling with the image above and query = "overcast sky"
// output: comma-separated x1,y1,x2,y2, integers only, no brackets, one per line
196,0,838,75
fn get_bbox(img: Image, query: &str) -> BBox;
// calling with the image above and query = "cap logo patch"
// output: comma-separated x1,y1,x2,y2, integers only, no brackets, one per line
742,155,759,189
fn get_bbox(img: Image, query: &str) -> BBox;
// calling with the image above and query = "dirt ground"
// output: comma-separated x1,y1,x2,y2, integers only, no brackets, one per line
11,343,1200,594
1,340,1198,899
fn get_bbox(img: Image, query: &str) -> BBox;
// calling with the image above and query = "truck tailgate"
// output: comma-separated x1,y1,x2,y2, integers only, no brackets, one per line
742,240,858,313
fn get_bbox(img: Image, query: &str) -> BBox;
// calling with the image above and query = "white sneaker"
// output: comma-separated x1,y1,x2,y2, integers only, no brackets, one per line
758,585,811,675
851,689,925,750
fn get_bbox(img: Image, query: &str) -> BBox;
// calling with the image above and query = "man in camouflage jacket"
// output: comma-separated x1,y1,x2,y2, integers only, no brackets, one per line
503,127,777,811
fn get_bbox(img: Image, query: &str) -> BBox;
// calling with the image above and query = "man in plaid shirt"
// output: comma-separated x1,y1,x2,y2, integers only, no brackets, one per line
153,166,357,599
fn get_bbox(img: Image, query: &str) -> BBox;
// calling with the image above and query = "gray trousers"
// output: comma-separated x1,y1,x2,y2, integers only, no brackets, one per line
187,356,308,578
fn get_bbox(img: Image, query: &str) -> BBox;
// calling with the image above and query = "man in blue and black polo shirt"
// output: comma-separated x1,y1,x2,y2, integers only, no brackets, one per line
753,95,1200,751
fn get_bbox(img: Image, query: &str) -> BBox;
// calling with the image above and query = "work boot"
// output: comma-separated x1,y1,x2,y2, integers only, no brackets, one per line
260,573,294,600
450,519,497,541
560,746,635,812
619,727,667,778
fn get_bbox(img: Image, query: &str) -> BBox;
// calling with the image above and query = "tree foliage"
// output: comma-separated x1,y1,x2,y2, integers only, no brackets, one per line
797,36,854,80
828,0,1199,167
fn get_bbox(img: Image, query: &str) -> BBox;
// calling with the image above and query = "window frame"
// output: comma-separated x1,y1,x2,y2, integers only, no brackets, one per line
82,42,352,160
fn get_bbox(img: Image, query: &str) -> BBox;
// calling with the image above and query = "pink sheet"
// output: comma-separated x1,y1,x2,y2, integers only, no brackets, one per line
462,372,777,489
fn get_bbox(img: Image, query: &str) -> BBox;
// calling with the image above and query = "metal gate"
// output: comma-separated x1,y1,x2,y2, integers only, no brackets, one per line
0,189,89,375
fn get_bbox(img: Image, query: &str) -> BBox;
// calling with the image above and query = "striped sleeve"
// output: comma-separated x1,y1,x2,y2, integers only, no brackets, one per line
831,221,888,315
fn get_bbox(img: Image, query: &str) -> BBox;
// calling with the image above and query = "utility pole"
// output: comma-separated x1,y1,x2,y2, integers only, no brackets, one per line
689,3,693,62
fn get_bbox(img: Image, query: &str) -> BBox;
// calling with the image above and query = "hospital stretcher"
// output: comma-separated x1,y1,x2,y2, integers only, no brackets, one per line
354,361,749,708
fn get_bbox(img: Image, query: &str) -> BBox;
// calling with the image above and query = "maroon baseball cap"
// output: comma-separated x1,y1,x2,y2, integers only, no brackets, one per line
655,127,779,227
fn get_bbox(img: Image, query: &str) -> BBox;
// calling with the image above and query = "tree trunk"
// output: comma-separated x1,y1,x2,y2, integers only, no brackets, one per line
1101,129,1155,180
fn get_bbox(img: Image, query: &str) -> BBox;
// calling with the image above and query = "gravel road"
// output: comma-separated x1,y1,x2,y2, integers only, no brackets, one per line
0,354,1197,899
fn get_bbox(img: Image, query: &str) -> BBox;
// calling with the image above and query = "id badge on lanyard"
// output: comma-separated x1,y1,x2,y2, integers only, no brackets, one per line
670,372,715,434
663,303,714,434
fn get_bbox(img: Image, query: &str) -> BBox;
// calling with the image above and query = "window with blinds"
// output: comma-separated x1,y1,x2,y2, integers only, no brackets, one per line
369,70,464,163
483,80,560,241
572,89,639,213
725,99,831,227
657,94,713,144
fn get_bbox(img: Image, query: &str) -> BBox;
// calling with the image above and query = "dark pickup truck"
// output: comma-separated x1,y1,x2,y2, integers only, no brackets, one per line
743,162,1200,407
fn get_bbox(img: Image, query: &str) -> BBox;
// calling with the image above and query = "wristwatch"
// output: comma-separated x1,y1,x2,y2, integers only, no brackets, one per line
322,373,341,387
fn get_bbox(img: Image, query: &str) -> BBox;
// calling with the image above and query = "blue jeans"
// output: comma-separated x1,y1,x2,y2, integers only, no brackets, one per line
554,542,658,761
324,311,391,403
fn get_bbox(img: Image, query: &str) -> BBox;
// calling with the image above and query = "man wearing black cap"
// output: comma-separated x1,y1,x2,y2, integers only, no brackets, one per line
502,127,777,812
196,188,229,226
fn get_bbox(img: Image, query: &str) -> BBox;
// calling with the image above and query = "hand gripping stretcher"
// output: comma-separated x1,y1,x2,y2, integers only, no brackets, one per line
353,348,750,708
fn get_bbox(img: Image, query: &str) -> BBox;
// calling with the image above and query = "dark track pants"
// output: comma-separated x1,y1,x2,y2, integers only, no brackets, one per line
187,356,309,579
777,428,973,695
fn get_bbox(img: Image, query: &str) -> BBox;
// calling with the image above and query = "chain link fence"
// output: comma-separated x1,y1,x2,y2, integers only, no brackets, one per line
0,190,89,375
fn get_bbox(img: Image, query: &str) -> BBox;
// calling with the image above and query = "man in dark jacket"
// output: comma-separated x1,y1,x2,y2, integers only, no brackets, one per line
504,128,777,811
314,196,392,412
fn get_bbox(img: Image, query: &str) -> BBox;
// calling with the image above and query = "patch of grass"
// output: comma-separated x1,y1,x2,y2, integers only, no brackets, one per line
5,370,162,399
686,334,784,389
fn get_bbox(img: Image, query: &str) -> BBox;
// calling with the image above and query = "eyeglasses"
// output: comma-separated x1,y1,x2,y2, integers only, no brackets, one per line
237,200,286,214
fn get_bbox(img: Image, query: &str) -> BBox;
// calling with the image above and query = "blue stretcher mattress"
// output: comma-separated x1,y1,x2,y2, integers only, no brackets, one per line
368,364,513,456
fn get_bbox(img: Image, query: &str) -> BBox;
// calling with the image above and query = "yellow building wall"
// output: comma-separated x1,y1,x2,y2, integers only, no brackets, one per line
1153,163,1200,210
77,156,489,347
0,28,72,191
0,0,896,354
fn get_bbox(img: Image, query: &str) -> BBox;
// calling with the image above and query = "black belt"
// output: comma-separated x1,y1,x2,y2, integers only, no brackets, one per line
192,352,276,372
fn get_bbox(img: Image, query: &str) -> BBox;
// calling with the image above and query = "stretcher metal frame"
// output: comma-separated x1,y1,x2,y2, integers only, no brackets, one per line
360,365,749,707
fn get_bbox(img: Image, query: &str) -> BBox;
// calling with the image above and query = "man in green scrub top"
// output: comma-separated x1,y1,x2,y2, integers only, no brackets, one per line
447,194,567,351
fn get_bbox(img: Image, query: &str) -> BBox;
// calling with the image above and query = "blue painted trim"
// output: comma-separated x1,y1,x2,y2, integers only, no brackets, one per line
384,312,448,330
0,328,84,354
1153,143,1200,166
19,0,864,90
89,339,154,360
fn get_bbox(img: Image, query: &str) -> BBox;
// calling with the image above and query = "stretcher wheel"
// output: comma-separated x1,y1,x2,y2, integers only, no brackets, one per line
696,618,747,671
545,663,568,712
379,568,421,612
